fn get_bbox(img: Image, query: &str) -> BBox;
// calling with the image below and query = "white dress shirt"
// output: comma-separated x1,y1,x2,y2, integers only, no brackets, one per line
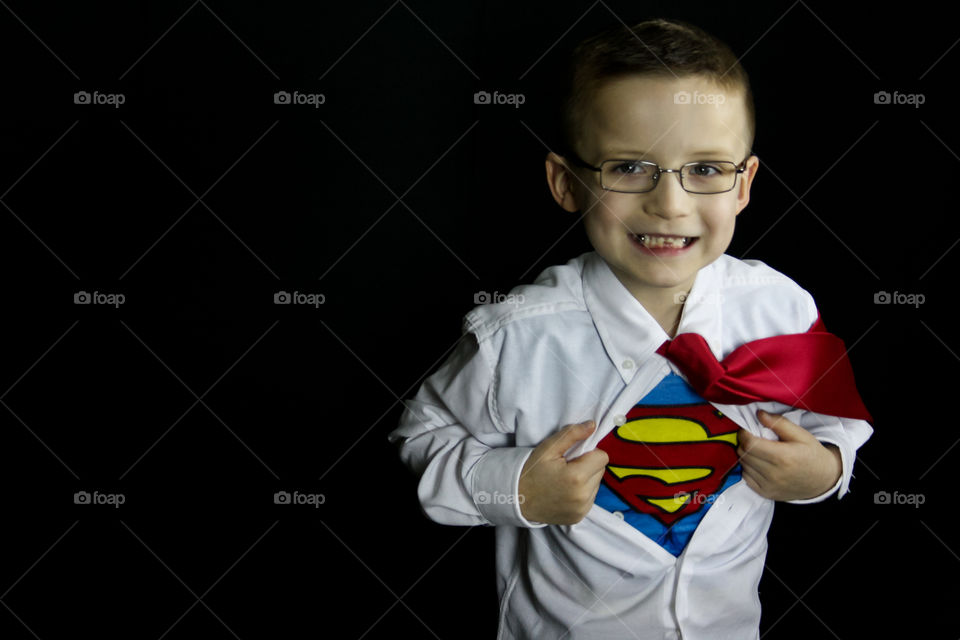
389,251,872,640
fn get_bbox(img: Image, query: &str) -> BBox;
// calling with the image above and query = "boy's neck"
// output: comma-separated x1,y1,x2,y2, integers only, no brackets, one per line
608,263,694,339
637,291,685,339
607,266,689,338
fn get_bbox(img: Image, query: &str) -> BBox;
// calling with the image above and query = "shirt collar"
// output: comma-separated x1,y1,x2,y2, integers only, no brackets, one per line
581,251,724,384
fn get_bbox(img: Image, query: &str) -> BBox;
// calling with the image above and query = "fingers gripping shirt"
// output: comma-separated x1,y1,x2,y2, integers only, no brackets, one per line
594,372,743,556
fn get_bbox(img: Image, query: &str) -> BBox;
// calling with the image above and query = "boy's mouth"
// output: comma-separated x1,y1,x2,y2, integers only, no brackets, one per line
630,233,697,249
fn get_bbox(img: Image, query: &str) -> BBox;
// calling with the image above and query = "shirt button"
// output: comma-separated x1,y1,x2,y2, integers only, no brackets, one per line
621,358,634,370
614,414,626,426
612,511,624,519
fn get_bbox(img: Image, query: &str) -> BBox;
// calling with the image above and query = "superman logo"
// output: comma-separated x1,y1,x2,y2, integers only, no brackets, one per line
597,402,741,526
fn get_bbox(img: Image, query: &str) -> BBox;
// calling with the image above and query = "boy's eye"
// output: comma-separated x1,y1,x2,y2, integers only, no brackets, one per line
613,162,652,175
686,163,722,177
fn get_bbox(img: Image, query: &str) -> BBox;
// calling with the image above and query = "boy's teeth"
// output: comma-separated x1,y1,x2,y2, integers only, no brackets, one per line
636,234,692,248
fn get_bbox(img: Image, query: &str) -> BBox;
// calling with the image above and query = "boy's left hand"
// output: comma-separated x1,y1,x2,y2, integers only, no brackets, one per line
738,410,842,501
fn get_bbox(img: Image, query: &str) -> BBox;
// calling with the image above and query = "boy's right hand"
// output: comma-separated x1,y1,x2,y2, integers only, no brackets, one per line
517,421,609,525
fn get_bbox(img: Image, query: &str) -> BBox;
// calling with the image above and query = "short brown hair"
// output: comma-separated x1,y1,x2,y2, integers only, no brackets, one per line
560,18,755,157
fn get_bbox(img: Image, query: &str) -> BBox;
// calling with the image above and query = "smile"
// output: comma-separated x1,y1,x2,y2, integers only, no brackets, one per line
631,233,698,249
636,234,693,248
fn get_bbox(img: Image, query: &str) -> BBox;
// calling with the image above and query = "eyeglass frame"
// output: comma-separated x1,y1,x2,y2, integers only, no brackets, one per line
563,150,754,194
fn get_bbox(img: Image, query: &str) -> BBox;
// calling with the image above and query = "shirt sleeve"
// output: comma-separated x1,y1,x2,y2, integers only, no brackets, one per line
785,293,874,503
388,330,546,528
780,408,874,504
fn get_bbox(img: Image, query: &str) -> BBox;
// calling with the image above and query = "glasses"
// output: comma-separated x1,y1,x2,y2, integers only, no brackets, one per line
565,152,752,194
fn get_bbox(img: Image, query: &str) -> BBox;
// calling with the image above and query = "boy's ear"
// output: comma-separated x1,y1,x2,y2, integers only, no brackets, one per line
734,154,760,216
545,152,581,213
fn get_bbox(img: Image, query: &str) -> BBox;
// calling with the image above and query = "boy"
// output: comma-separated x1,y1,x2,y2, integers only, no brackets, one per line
389,18,872,640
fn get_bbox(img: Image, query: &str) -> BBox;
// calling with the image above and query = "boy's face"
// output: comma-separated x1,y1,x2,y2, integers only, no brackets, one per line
547,74,759,307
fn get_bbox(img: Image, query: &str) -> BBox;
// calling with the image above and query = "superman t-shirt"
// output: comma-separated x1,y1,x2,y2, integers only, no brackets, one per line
594,373,743,556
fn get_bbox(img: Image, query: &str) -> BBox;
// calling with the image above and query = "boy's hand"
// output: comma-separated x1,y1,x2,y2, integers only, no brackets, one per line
518,421,609,525
738,410,842,501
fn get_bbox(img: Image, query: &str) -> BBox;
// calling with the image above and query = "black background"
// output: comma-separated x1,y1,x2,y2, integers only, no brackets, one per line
0,1,954,638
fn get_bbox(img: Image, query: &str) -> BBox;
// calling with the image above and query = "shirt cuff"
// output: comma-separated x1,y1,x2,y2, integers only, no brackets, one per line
472,446,547,528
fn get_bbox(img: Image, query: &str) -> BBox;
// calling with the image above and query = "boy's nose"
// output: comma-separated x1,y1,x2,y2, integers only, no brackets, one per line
642,171,689,219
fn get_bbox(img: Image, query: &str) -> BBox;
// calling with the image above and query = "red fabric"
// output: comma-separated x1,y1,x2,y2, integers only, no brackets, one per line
655,316,872,422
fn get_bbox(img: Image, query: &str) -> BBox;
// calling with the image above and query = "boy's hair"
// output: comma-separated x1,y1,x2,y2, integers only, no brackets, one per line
560,18,755,158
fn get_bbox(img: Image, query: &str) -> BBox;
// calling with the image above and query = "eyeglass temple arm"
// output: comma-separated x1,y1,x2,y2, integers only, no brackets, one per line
562,150,754,172
559,150,602,172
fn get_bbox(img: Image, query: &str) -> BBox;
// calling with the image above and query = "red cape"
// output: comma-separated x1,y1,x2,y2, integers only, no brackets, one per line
656,316,872,422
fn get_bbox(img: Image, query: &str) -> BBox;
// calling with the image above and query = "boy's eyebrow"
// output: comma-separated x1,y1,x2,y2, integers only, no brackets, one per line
604,149,738,160
603,149,652,158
